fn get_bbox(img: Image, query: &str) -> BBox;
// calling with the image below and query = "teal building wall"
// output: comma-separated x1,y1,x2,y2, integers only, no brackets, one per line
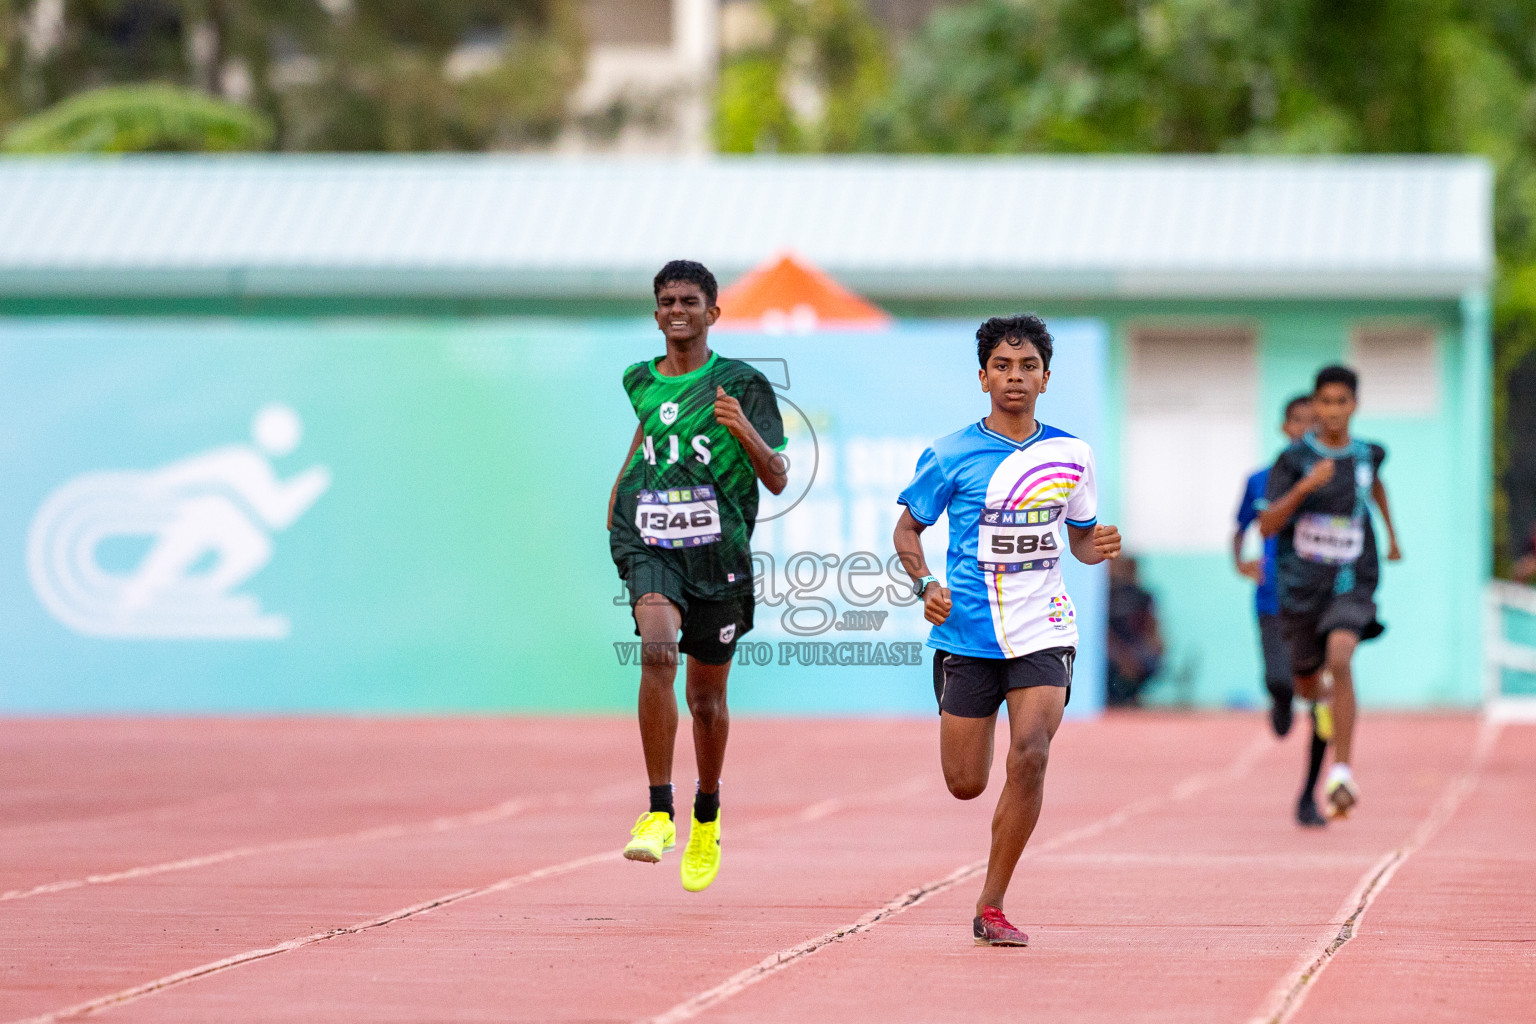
0,288,1490,712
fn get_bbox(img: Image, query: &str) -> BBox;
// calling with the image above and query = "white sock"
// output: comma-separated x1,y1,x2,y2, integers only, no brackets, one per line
1327,763,1353,785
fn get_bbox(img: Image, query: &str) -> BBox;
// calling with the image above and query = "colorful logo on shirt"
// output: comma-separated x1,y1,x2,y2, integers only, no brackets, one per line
1006,461,1085,509
1047,594,1075,629
659,401,679,425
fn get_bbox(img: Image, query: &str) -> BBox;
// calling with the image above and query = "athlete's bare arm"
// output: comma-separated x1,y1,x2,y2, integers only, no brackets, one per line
893,508,952,626
607,423,645,530
1370,477,1403,561
713,386,788,495
1068,523,1121,565
1258,459,1334,537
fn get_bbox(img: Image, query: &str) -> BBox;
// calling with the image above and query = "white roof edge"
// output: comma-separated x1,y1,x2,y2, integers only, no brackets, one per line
0,155,1494,300
0,267,1484,301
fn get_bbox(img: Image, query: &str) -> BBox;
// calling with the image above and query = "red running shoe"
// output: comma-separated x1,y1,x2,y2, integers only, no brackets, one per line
973,906,1029,946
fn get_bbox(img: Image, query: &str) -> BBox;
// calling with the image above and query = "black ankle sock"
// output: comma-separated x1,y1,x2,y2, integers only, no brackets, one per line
694,787,719,823
1303,719,1327,799
649,784,674,818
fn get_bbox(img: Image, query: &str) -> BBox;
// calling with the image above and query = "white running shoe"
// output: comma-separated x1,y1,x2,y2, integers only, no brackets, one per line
1324,764,1359,819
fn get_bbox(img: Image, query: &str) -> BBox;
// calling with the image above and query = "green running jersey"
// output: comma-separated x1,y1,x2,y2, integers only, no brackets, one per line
609,352,786,599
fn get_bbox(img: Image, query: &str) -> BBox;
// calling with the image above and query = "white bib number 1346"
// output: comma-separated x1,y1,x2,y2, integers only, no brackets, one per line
636,486,722,549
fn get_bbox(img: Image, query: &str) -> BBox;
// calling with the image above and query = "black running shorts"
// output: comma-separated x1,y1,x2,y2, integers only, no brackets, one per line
625,556,754,666
1281,593,1385,677
932,647,1074,718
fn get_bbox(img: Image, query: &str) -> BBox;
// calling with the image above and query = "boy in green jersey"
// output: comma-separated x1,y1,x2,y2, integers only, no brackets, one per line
607,260,788,891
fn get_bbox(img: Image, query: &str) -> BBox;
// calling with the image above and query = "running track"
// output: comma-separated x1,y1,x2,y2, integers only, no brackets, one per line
2,714,1531,1022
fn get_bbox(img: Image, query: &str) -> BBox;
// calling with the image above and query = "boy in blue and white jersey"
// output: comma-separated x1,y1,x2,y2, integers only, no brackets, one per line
894,314,1121,948
1236,395,1331,829
1235,395,1314,740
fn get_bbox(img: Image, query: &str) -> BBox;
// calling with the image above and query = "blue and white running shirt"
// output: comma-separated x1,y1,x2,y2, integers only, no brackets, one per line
898,420,1098,660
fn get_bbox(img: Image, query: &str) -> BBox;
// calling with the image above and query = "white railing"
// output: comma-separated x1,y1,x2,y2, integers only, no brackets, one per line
1486,580,1536,722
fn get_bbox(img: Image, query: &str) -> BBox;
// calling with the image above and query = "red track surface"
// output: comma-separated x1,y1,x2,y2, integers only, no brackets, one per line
1,714,1531,1023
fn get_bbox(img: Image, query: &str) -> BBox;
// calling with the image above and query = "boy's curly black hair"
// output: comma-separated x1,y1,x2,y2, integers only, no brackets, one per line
653,260,719,306
977,314,1054,370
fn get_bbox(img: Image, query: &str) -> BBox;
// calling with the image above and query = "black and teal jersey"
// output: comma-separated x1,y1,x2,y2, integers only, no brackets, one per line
1263,432,1388,615
609,351,786,598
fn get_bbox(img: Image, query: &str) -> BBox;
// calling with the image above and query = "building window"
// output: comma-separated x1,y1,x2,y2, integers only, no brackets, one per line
1347,325,1439,416
1124,327,1258,553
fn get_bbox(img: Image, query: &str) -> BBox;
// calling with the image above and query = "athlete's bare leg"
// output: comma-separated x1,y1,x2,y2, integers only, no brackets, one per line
940,686,1066,915
685,659,730,795
976,685,1066,916
1323,629,1359,765
634,592,682,787
939,709,997,802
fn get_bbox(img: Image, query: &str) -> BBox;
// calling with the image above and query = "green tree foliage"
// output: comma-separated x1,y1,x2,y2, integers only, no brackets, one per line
275,1,583,150
0,0,583,151
716,0,889,153
1,82,271,151
847,0,1536,563
863,0,1522,157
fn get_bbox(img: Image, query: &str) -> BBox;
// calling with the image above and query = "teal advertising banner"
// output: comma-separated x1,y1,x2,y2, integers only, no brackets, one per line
0,317,1108,715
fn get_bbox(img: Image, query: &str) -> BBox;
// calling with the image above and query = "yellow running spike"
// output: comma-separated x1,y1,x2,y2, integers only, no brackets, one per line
1313,702,1334,743
624,811,676,863
680,812,721,892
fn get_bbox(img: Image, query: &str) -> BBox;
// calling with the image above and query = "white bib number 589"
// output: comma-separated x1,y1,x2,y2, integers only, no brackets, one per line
977,506,1063,574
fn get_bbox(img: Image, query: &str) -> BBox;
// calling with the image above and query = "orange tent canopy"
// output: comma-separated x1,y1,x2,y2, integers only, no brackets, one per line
715,253,892,333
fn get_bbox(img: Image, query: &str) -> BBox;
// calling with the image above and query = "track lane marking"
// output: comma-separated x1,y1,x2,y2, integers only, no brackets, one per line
0,790,261,839
1244,719,1503,1024
1033,852,1374,867
639,732,1273,1024
0,792,562,903
10,775,932,1023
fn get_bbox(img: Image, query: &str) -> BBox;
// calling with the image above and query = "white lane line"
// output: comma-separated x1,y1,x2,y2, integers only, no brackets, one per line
0,793,558,903
12,849,623,1024
1244,718,1504,1024
0,790,261,839
11,775,931,1024
1034,852,1373,867
640,733,1274,1024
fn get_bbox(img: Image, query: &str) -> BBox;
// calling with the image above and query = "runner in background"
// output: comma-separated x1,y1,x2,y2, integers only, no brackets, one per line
1234,395,1314,736
1259,366,1401,823
1238,395,1326,827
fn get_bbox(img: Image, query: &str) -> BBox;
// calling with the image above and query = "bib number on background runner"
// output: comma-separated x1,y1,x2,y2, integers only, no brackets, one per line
978,506,1062,573
635,487,721,549
1294,513,1364,565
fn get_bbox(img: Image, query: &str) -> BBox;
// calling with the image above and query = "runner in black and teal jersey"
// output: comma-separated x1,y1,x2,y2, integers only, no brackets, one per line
1259,365,1402,822
607,260,787,892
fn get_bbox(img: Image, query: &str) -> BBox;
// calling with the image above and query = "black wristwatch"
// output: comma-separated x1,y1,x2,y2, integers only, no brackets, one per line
912,575,939,598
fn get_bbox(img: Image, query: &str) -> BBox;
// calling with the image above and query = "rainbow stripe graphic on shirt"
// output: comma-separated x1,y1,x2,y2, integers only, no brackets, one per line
989,460,1086,657
1003,461,1085,509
